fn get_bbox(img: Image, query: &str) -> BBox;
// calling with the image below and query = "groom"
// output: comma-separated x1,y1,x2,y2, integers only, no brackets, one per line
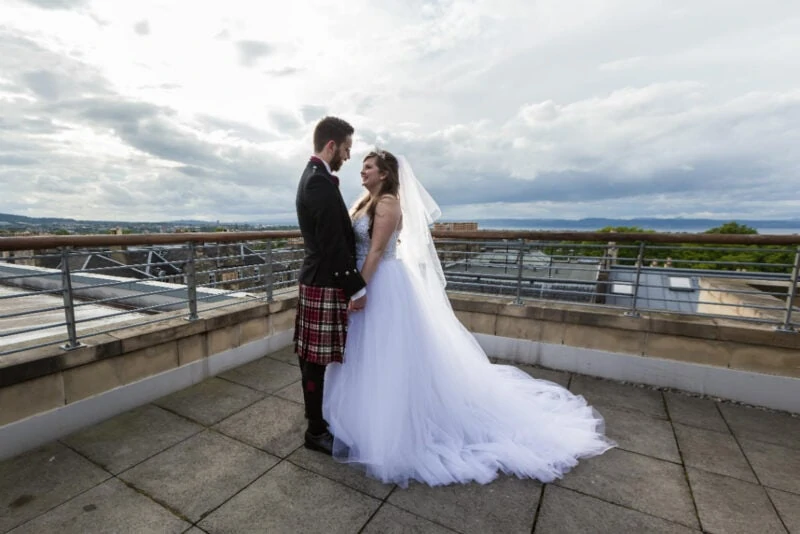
294,116,367,454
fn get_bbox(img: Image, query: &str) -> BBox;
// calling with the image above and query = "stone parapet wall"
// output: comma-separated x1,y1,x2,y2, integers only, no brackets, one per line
2,290,799,432
0,296,297,427
449,292,800,379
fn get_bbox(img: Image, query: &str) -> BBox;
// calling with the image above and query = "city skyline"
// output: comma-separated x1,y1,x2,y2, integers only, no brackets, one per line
1,0,799,223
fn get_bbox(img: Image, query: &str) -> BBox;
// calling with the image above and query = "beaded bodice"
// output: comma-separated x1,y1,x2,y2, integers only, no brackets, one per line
353,216,399,262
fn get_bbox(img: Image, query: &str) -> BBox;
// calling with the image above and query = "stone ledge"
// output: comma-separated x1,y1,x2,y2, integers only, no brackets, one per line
448,293,800,378
448,292,799,351
0,294,298,390
2,289,796,428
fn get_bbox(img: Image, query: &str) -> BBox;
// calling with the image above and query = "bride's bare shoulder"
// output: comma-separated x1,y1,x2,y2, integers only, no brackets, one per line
376,195,400,213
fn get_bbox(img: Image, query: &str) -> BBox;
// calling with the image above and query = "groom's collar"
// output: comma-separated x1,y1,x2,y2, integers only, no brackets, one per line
309,156,339,187
309,155,331,175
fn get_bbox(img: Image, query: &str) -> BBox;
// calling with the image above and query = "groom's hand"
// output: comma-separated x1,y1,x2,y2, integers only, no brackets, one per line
349,294,367,311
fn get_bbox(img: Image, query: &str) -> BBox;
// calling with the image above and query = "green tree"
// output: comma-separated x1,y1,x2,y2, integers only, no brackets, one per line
705,221,758,235
548,226,656,264
697,221,760,271
544,221,793,273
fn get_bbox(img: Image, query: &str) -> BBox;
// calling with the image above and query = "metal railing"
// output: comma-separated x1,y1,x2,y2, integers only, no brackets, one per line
1,229,798,357
0,233,303,356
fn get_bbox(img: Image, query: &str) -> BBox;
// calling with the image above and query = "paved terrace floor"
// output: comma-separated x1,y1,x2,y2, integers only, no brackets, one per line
2,346,799,534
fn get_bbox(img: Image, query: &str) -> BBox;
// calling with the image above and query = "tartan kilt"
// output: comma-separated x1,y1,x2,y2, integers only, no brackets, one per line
294,283,348,365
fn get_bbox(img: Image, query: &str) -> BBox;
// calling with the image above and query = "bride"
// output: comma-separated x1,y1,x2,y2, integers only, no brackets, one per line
323,149,615,488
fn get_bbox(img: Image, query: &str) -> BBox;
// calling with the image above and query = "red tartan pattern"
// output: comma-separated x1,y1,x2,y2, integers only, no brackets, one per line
294,284,348,365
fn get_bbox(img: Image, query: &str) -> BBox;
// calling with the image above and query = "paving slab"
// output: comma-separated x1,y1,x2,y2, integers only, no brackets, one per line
534,485,698,534
7,478,190,534
198,461,379,534
61,405,203,474
154,377,264,426
601,406,681,463
516,364,571,388
740,438,800,495
664,392,729,433
272,380,304,405
767,488,800,534
570,375,667,419
719,403,800,450
9,348,798,533
266,345,299,366
362,504,457,533
388,475,541,534
0,442,110,533
119,430,279,522
220,356,300,393
213,396,306,457
687,467,786,534
673,423,757,482
287,446,394,500
556,448,699,529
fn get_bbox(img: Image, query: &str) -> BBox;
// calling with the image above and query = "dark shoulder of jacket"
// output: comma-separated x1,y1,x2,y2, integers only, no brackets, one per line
303,169,334,192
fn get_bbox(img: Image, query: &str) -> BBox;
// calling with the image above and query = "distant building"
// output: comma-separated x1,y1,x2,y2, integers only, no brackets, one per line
442,242,600,303
604,266,700,313
433,222,479,232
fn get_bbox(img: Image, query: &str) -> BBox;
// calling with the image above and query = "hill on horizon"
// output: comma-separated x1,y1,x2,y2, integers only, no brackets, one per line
2,212,799,231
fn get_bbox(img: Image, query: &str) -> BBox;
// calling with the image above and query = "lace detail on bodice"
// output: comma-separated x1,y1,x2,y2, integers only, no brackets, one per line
353,216,399,262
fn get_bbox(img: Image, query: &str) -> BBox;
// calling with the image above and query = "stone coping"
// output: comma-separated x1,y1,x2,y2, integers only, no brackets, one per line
448,292,800,351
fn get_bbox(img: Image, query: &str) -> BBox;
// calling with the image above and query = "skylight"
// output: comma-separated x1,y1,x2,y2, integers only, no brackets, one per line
611,283,634,295
668,277,694,291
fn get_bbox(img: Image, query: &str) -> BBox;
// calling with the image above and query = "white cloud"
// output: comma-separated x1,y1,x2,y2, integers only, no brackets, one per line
0,0,799,223
133,19,149,35
598,56,644,72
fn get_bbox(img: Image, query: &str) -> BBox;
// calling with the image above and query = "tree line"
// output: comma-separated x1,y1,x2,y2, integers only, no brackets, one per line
552,222,796,273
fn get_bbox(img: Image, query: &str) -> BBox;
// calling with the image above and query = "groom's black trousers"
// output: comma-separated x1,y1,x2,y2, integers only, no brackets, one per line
297,356,328,435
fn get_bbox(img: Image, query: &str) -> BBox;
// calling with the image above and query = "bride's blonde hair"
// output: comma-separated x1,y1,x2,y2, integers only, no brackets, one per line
350,149,400,237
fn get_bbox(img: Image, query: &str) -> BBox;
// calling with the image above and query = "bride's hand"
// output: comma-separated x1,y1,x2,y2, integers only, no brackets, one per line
349,294,366,311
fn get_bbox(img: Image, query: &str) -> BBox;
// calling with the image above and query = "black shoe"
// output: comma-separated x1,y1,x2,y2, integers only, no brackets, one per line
304,430,334,455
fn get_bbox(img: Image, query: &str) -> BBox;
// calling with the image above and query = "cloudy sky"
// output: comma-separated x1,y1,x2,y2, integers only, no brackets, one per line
1,0,799,223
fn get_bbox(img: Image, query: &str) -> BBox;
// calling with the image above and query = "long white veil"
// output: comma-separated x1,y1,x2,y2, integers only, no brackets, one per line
395,156,452,310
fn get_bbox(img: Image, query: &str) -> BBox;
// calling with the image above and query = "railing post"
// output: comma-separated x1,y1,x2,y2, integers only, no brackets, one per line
624,242,646,318
59,247,82,350
777,245,800,333
265,239,274,303
514,238,525,305
185,241,199,321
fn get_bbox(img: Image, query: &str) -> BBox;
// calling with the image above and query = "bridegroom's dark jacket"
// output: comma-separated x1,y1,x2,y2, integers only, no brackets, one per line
296,158,366,299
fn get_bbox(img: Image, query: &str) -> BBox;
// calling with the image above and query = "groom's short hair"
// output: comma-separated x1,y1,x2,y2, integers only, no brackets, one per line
313,116,354,153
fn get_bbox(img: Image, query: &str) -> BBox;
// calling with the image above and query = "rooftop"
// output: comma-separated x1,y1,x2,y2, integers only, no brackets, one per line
0,285,151,346
606,266,701,314
2,345,798,534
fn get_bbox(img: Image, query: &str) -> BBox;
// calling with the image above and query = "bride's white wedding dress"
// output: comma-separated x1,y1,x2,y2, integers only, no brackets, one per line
323,215,615,488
